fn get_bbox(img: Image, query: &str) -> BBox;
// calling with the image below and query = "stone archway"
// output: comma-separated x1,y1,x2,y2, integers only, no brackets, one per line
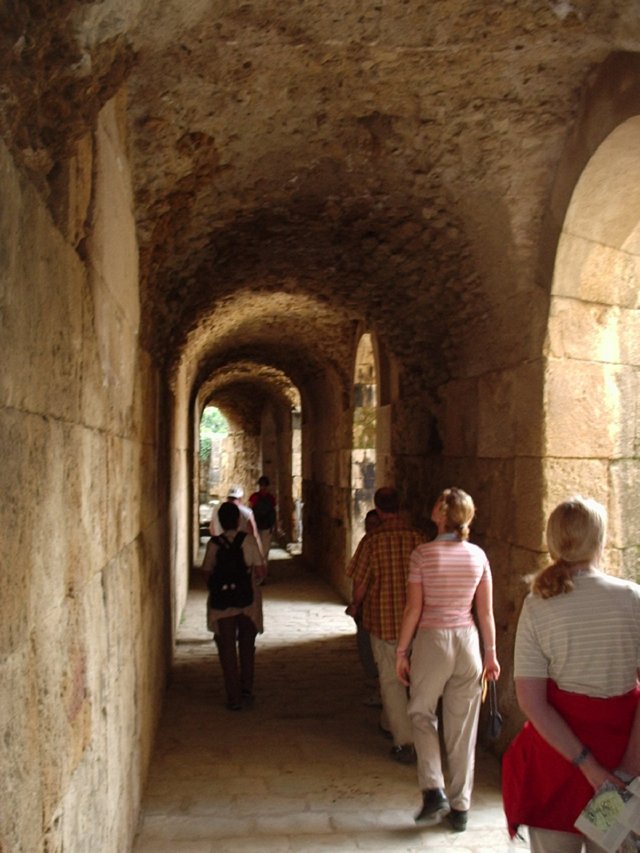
544,115,640,580
350,332,378,553
194,364,302,549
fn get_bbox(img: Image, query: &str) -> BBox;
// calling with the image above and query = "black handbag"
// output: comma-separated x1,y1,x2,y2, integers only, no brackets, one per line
486,680,503,741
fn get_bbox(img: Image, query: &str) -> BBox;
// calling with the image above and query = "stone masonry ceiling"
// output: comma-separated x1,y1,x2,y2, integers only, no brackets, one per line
199,362,300,433
200,363,300,408
2,1,639,386
186,291,359,393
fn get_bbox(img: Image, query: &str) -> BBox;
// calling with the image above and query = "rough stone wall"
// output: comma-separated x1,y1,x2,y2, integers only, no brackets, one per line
0,96,168,851
170,362,194,634
302,368,354,597
389,361,548,746
261,401,295,544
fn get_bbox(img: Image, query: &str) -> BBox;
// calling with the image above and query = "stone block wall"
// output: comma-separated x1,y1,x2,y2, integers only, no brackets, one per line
391,343,550,746
301,370,353,597
0,95,168,851
266,402,295,544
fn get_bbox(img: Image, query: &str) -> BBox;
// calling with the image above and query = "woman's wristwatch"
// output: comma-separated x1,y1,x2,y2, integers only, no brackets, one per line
572,746,590,766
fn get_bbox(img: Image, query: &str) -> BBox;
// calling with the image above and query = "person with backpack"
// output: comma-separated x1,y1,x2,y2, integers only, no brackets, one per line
203,501,266,710
248,476,277,564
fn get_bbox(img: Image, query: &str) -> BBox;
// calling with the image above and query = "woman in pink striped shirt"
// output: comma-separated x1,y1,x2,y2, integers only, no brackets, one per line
395,487,500,832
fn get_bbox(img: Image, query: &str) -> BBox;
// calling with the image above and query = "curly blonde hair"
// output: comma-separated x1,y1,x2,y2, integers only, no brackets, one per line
532,496,606,599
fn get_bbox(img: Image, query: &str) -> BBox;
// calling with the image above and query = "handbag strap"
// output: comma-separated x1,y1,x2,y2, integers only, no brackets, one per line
489,680,499,713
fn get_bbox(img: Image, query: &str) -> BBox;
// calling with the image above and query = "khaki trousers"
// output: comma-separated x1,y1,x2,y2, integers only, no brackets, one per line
258,529,271,563
408,626,482,810
370,634,414,747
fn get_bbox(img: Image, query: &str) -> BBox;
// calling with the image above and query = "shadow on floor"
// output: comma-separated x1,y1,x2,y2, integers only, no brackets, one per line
134,565,525,852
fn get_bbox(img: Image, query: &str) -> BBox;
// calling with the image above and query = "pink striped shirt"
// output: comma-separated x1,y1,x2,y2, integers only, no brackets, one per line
408,538,491,629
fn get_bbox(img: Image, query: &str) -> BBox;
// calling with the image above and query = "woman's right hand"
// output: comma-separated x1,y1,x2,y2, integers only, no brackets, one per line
483,650,500,681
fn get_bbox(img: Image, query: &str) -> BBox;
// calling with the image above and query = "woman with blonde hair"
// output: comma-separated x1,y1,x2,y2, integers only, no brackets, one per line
503,496,640,852
395,487,500,832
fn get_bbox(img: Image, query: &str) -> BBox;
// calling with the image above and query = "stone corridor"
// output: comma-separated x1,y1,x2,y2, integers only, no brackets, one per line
3,4,640,849
133,553,525,853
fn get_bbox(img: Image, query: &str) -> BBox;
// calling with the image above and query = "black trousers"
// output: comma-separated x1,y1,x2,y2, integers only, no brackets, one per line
214,614,257,705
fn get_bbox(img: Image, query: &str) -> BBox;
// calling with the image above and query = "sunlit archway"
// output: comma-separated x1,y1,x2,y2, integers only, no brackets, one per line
197,405,229,535
545,115,640,580
350,333,378,553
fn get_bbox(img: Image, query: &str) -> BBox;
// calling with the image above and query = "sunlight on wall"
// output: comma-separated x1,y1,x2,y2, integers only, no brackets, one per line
351,333,377,554
547,116,640,579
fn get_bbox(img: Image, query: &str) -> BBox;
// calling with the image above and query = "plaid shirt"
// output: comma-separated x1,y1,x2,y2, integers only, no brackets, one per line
347,517,427,641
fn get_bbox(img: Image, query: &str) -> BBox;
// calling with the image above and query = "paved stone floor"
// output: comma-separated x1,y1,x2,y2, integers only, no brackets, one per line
133,551,529,852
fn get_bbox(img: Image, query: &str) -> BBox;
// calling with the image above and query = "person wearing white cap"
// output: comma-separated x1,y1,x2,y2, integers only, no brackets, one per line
210,485,262,554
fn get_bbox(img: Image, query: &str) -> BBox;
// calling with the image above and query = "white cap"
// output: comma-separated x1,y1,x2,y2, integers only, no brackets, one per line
228,485,244,499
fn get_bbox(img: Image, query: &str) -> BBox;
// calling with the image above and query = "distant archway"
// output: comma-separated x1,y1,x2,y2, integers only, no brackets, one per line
197,405,229,535
350,333,378,553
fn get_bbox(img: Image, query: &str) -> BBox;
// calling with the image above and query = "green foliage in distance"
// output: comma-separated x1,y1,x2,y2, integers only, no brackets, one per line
353,406,376,449
199,406,228,461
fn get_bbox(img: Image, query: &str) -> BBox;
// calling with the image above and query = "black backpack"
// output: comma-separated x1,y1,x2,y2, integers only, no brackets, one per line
252,494,276,531
207,532,254,610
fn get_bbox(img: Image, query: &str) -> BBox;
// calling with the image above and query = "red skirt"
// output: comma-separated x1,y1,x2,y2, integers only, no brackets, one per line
502,681,639,837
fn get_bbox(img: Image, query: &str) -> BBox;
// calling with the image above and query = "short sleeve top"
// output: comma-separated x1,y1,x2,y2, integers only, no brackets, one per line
408,538,491,629
514,572,640,697
346,519,426,641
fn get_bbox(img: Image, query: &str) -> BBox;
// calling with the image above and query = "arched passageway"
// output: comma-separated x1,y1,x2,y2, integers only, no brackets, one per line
2,5,640,850
545,115,640,577
350,332,378,553
195,368,301,551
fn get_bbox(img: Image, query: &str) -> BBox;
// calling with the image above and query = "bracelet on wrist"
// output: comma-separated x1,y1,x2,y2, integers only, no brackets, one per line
572,746,590,766
396,648,407,656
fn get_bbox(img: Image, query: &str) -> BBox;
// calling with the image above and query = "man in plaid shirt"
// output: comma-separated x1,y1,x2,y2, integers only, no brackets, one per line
346,487,428,763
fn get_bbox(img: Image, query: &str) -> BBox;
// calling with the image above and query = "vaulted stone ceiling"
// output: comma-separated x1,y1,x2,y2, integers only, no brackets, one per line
2,1,639,392
199,362,298,434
